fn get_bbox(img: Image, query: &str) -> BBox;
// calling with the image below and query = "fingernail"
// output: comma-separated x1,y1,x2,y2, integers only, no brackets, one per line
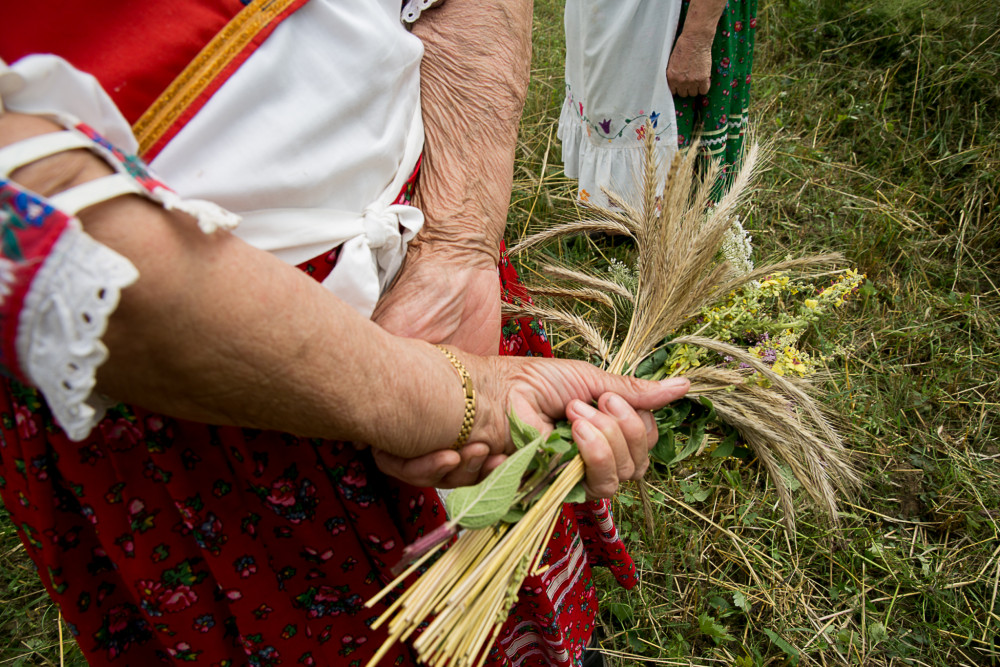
659,378,689,389
575,420,598,440
572,400,598,418
640,410,656,434
466,454,486,473
606,394,631,419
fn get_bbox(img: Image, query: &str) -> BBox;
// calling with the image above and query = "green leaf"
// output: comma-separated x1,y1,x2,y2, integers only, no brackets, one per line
542,435,572,456
763,629,799,664
562,482,587,505
708,595,731,612
500,507,526,523
635,346,671,378
657,400,691,430
509,412,541,449
446,439,540,529
777,464,802,492
550,422,574,440
650,428,675,464
680,480,711,503
608,602,635,623
697,396,717,421
711,430,739,458
867,621,888,644
697,612,734,644
733,591,749,613
671,434,702,465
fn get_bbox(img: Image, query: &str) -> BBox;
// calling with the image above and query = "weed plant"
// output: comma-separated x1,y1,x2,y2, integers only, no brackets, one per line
1,0,997,665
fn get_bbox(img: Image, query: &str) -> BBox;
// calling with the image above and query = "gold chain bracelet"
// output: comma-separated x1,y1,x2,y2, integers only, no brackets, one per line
435,345,476,449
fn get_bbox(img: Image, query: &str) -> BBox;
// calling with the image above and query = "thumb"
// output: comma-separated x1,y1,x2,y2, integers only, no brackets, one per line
594,376,691,411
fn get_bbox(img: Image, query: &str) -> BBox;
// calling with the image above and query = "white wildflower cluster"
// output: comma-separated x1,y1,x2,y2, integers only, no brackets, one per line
721,216,755,277
607,257,639,294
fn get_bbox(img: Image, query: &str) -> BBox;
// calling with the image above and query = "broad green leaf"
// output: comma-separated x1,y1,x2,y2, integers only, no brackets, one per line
671,434,702,465
562,482,586,505
651,428,675,464
733,591,749,613
680,480,711,503
698,396,717,422
500,507,526,523
708,595,730,612
657,400,691,430
763,628,799,664
550,422,574,440
542,435,572,457
509,412,541,449
867,621,888,644
608,602,635,623
635,346,670,378
446,438,540,529
711,430,739,458
777,464,802,491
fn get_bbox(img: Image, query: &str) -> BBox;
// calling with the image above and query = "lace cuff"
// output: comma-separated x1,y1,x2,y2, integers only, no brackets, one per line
15,221,138,441
402,0,445,23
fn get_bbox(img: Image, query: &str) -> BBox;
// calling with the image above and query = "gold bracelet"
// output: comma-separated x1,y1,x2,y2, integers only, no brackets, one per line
435,345,476,449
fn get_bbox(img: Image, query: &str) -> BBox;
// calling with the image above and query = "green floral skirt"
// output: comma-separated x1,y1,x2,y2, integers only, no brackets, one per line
673,0,758,200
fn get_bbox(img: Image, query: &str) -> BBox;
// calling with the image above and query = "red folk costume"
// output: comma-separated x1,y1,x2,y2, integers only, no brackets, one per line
0,2,637,666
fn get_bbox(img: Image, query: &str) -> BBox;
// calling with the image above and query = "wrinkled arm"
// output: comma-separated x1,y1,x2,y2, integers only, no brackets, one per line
0,113,471,455
372,1,533,356
409,0,532,260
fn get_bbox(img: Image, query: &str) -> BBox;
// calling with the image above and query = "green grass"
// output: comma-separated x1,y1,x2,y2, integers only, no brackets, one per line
0,512,84,665
2,0,998,664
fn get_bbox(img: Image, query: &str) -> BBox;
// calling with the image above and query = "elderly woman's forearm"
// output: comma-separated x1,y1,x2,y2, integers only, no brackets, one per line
409,0,533,262
679,0,727,40
83,201,468,454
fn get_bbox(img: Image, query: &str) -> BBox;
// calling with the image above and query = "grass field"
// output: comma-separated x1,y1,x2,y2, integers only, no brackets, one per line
2,0,998,665
510,0,999,665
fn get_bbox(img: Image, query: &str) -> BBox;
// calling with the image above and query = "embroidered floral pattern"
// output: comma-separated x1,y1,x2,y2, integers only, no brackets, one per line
565,90,669,143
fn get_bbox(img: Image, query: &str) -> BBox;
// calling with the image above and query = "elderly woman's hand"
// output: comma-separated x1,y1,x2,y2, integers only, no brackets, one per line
667,31,714,97
667,0,728,98
372,242,501,357
372,350,690,498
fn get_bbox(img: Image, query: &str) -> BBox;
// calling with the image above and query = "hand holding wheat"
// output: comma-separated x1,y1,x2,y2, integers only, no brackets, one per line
364,125,861,667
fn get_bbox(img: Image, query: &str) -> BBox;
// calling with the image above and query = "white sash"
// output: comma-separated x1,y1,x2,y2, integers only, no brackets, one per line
233,104,425,317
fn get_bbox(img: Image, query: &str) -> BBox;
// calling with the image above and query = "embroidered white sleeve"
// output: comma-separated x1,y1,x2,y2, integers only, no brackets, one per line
16,221,139,441
401,0,445,23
